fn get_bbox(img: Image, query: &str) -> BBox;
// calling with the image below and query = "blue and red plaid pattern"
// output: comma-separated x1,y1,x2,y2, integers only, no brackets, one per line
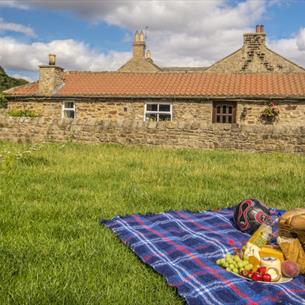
102,209,305,305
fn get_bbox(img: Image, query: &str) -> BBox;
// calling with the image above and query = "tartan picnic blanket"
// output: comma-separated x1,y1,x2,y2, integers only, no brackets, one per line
102,209,305,305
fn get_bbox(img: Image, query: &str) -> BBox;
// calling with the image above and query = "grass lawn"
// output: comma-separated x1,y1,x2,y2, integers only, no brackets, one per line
0,142,304,305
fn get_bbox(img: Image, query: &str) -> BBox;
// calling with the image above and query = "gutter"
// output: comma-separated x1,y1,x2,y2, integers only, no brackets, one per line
6,95,305,102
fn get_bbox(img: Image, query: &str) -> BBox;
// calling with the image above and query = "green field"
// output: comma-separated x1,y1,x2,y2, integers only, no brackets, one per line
0,142,304,305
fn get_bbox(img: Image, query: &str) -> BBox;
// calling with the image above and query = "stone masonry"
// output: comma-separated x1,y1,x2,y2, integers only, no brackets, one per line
207,27,304,73
118,31,160,72
7,99,305,126
0,114,304,153
38,66,64,95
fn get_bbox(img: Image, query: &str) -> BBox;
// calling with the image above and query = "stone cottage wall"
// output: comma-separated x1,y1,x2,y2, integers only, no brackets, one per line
7,99,213,123
7,99,305,126
236,101,305,125
0,115,304,152
7,101,61,119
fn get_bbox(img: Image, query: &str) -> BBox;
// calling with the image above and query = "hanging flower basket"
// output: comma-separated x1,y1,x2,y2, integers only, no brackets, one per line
260,103,280,124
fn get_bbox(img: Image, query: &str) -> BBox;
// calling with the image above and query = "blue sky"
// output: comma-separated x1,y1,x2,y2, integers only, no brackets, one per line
0,0,305,81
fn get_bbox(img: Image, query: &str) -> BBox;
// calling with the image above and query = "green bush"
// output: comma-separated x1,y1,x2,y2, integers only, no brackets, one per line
8,109,40,117
0,92,7,108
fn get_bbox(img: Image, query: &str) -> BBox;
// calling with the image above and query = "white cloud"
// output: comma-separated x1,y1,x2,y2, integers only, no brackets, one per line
0,18,36,37
268,28,305,68
0,36,130,75
10,73,34,82
1,0,305,76
0,0,28,9
296,28,305,51
3,0,269,67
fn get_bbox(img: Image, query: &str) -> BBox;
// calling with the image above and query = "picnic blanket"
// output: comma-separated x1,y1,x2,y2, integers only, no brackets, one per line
102,209,305,305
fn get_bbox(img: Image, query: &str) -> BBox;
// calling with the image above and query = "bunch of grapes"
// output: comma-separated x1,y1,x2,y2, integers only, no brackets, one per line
216,254,253,274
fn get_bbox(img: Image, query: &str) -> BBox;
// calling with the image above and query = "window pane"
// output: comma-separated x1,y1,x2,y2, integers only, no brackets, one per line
214,102,236,124
146,104,158,111
146,113,157,121
64,102,74,109
64,110,75,118
159,104,170,112
159,114,171,121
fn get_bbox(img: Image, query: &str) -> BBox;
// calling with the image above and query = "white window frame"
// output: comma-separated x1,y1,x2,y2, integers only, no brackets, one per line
144,102,172,122
62,101,75,119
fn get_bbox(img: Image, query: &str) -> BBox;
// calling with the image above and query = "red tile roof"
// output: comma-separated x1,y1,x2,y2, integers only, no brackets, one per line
6,72,305,98
6,82,39,96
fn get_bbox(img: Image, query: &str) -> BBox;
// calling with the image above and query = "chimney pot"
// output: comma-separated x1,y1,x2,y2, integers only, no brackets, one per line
49,54,56,66
132,30,146,59
260,25,264,33
139,31,145,42
256,25,260,33
134,31,140,42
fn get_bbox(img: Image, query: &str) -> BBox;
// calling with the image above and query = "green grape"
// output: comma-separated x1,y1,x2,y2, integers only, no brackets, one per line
233,268,238,274
229,264,235,270
245,264,253,271
216,259,221,265
226,267,232,272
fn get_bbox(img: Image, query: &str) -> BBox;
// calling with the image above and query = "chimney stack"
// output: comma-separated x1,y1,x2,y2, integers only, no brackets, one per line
39,54,64,95
145,49,153,63
243,25,266,48
132,30,146,59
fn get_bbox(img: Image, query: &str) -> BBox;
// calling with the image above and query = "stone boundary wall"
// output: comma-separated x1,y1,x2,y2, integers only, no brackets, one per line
0,115,304,152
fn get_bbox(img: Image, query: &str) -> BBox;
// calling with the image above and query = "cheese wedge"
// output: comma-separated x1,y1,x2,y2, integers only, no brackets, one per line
259,246,285,262
244,242,261,261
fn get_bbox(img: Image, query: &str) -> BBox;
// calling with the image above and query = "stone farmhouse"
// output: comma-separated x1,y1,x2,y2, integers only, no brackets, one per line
2,25,305,152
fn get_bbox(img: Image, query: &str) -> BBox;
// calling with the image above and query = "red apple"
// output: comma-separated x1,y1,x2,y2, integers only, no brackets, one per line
262,273,271,282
